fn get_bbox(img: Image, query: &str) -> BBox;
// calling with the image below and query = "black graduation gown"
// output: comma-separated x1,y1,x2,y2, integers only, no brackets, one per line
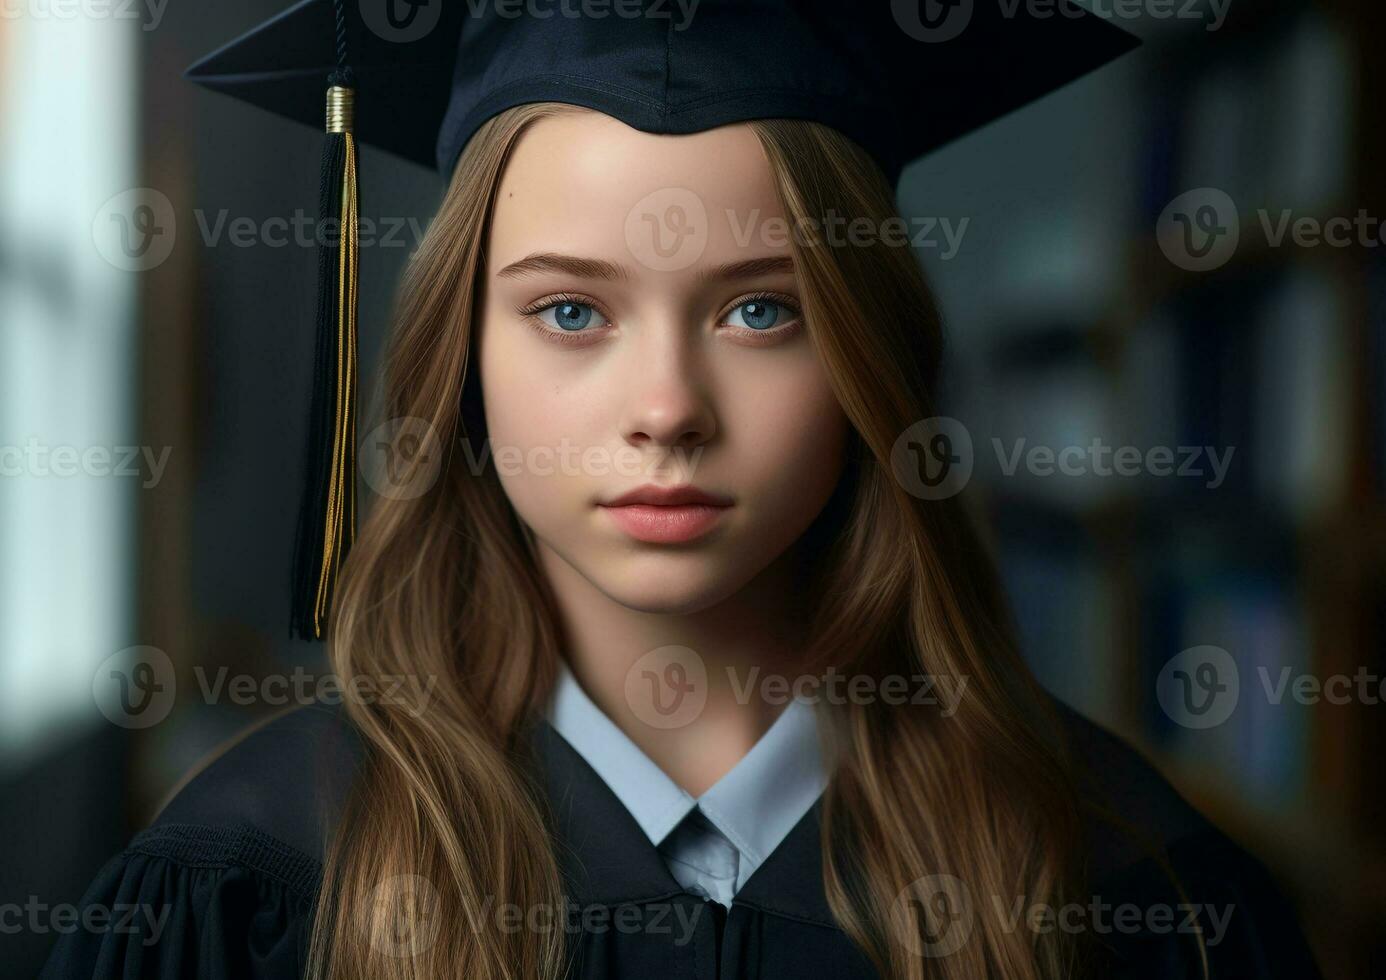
38,701,1322,979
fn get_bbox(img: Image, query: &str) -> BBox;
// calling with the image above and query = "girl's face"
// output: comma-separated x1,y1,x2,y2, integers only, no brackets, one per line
478,111,849,614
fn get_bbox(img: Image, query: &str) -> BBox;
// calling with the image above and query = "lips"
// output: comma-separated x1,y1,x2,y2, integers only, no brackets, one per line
598,483,733,543
601,484,733,508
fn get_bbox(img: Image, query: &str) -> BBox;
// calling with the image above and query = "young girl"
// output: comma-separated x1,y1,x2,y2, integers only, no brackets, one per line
43,4,1319,979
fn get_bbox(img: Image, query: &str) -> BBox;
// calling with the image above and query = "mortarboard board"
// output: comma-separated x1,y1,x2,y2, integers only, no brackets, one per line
186,0,1140,640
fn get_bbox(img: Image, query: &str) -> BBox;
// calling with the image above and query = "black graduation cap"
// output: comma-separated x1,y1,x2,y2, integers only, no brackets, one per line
186,0,1140,639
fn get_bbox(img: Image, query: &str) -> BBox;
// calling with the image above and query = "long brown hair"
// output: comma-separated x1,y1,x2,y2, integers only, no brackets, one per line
305,102,1088,980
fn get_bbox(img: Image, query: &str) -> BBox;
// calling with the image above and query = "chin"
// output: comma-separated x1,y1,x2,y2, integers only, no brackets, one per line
587,554,749,616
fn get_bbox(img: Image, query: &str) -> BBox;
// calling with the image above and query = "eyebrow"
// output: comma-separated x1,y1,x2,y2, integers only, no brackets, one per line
494,251,796,284
496,252,628,281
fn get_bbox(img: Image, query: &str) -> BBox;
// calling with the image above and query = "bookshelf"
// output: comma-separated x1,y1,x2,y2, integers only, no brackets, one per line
971,2,1386,976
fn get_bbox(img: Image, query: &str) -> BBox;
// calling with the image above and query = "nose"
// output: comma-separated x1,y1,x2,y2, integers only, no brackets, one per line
616,328,717,451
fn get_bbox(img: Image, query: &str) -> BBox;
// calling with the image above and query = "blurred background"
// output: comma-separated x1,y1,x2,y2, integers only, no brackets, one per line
0,0,1381,976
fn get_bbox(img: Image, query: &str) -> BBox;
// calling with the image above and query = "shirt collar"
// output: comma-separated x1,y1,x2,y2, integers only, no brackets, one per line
547,659,696,843
545,659,830,890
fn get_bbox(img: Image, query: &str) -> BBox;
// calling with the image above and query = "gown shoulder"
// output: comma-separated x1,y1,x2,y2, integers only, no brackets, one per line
39,703,364,980
1052,699,1323,978
41,696,1321,979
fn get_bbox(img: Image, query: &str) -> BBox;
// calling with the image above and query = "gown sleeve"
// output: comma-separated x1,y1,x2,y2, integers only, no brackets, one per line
1179,827,1323,979
38,823,321,979
40,705,360,979
1058,700,1324,979
1088,821,1324,979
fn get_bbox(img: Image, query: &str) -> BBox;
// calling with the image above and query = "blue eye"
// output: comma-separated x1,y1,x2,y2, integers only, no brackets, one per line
726,299,792,331
535,301,605,332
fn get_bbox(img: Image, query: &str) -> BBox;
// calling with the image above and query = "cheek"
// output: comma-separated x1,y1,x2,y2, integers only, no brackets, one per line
481,353,555,448
480,297,564,439
482,325,551,510
725,356,847,518
477,320,578,517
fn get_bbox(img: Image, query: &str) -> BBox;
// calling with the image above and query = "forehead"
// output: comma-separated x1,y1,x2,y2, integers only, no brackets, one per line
485,110,788,267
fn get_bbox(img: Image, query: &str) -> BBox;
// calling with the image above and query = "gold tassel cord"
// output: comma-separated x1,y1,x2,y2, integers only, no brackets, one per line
314,132,358,636
314,89,360,638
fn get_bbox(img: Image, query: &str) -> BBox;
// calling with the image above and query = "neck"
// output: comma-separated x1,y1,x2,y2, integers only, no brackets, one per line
536,543,808,796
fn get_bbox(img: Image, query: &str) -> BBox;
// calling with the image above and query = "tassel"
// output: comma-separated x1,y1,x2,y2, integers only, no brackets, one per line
291,77,359,640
